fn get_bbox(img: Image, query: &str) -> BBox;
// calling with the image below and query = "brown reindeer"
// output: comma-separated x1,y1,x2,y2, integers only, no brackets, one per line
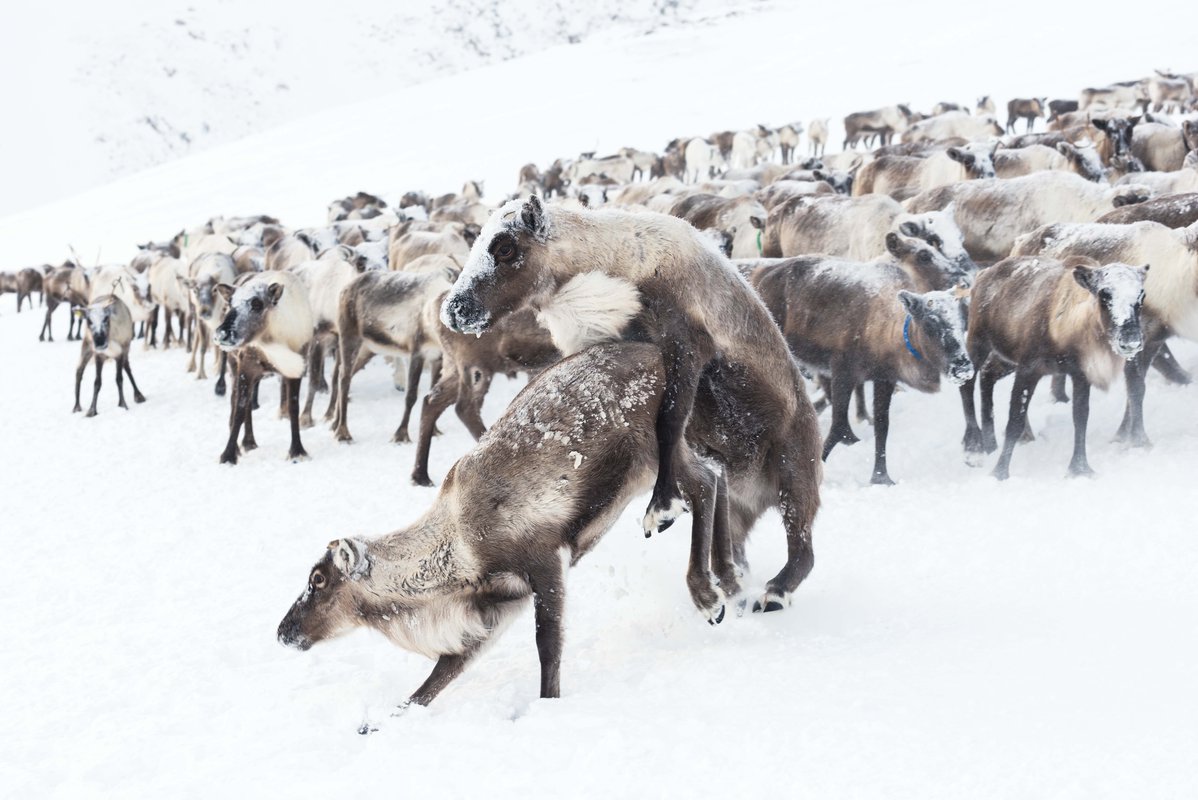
331,269,453,444
411,304,560,486
279,342,736,721
750,254,973,484
40,264,90,342
1006,98,1047,133
960,257,1147,479
440,197,823,612
72,295,146,416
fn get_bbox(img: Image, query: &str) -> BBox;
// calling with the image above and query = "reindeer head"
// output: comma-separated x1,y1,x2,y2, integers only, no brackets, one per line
1056,142,1107,182
1074,262,1148,359
895,203,977,280
946,142,998,179
898,289,974,384
441,195,557,336
83,297,121,352
214,279,284,349
278,539,371,651
1092,116,1140,156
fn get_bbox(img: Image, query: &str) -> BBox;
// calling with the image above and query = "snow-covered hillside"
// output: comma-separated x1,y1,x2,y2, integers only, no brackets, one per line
2,2,1197,797
0,0,758,217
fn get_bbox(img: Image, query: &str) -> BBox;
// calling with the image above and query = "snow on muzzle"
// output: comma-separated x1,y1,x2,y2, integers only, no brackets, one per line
440,289,491,336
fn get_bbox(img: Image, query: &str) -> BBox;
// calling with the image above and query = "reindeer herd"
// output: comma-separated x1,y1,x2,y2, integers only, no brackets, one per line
4,67,1198,720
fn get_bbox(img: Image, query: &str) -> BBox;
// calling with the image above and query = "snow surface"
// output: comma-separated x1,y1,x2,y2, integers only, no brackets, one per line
2,3,1198,797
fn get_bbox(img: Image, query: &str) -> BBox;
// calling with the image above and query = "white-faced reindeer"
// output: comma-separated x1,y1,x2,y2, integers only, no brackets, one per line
72,295,146,417
279,342,736,719
853,142,998,201
749,244,974,484
960,257,1147,479
213,272,314,464
1010,218,1198,447
440,196,824,613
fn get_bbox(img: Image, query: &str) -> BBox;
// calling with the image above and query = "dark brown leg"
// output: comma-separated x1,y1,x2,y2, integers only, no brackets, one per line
242,375,259,452
115,355,128,409
287,377,308,460
221,369,250,464
333,336,362,442
822,364,860,460
412,370,459,487
123,357,146,403
1067,373,1094,477
993,369,1040,480
392,352,424,443
870,379,896,485
86,355,105,417
530,557,566,699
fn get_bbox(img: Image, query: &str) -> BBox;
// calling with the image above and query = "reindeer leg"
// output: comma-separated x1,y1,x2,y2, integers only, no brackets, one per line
195,325,208,380
993,369,1040,481
979,358,1012,453
115,356,128,410
529,555,566,699
40,302,54,341
277,375,288,419
870,380,896,485
455,367,490,440
214,351,227,397
1050,373,1069,403
311,340,328,394
1067,373,1095,477
86,355,104,417
242,376,259,452
220,370,250,464
402,641,488,712
186,321,198,373
959,373,985,465
286,376,309,461
73,342,90,413
642,329,715,536
123,357,146,403
301,345,320,429
333,336,363,442
822,364,860,460
706,463,741,600
1115,341,1158,448
854,382,872,425
756,438,818,613
323,348,340,421
679,456,727,624
1151,343,1191,385
392,352,424,443
147,305,159,350
412,370,459,487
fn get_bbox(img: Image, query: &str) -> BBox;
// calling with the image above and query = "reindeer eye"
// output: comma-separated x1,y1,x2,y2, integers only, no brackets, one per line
494,243,516,261
310,571,327,589
918,251,932,263
250,297,264,312
1099,290,1112,303
928,235,942,248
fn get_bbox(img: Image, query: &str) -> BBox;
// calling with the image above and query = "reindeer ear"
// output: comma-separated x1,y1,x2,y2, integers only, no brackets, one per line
946,146,965,163
216,283,235,302
328,538,369,578
885,231,905,257
898,221,921,237
266,283,285,306
749,215,765,230
897,290,923,317
521,195,548,237
942,201,957,221
1072,266,1097,292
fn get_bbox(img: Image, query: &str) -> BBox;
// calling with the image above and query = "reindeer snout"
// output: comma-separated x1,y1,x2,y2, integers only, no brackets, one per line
441,291,489,335
949,358,975,385
277,615,312,651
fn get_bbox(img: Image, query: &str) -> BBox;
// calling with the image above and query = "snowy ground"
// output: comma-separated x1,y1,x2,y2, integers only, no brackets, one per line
3,3,1198,797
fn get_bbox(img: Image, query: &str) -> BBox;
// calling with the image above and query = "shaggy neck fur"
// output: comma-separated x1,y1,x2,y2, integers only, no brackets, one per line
535,271,644,357
1049,280,1121,389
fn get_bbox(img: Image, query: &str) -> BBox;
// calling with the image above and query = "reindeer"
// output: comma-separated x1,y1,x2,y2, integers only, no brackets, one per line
960,257,1147,479
1006,98,1047,133
279,342,737,719
1010,219,1198,447
441,196,824,612
411,305,560,487
213,272,314,464
14,267,44,312
183,252,237,394
750,257,973,484
72,295,146,417
331,269,453,444
40,264,90,342
808,119,829,157
853,142,998,201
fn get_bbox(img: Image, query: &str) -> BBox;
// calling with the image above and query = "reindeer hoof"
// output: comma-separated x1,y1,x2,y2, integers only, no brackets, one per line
708,606,726,626
641,495,688,537
870,472,895,486
134,393,146,404
300,414,314,429
1068,463,1096,478
214,383,226,397
220,451,239,465
992,465,1010,481
964,450,986,468
335,431,353,444
391,430,411,444
287,449,310,462
752,591,788,613
85,409,97,418
411,472,435,488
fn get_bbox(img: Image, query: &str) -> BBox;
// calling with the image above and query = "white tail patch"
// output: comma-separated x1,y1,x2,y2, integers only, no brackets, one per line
536,272,642,356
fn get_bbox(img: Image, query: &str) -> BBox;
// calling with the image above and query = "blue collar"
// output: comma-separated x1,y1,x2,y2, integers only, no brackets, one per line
903,315,924,361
